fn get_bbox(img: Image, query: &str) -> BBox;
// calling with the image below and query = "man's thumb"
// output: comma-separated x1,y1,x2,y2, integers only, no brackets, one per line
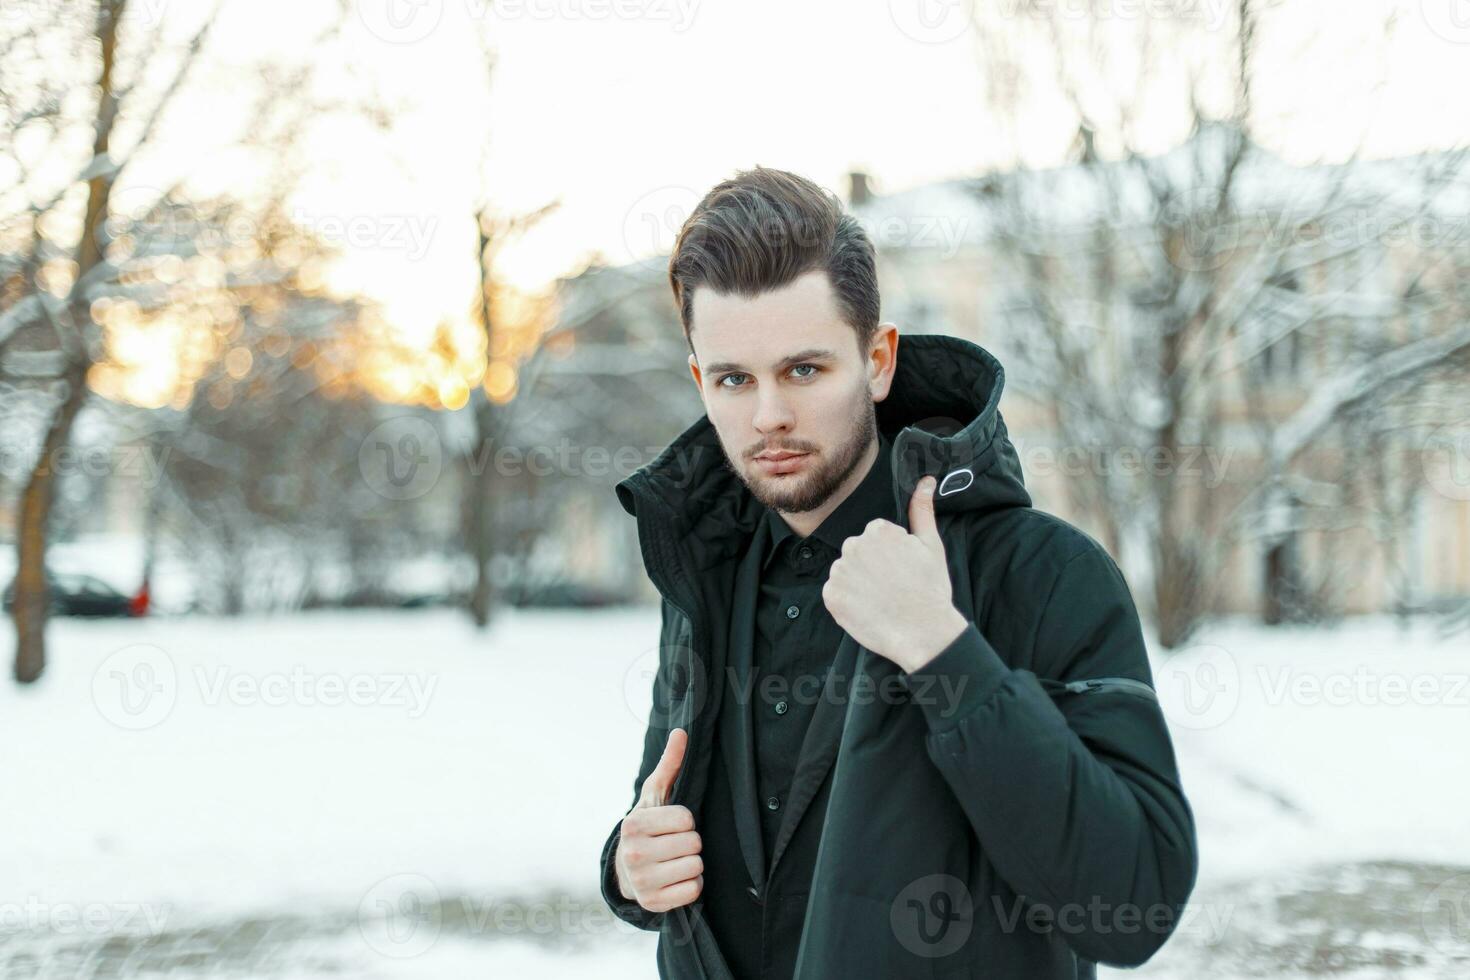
639,727,688,808
908,475,941,546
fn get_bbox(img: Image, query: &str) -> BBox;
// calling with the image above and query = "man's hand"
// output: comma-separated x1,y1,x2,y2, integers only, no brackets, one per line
822,474,967,673
615,728,704,913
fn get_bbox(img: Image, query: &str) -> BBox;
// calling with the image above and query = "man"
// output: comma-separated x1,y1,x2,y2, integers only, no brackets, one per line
599,167,1198,979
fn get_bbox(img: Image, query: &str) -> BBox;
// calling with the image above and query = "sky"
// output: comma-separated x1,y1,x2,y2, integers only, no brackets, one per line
119,0,1470,346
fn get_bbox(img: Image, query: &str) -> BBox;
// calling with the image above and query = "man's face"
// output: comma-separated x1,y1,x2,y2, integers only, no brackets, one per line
687,269,896,515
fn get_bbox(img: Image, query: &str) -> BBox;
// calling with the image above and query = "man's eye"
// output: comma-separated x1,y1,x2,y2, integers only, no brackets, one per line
717,365,817,388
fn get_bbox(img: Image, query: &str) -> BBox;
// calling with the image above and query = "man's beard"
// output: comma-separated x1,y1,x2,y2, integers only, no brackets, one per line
726,383,878,516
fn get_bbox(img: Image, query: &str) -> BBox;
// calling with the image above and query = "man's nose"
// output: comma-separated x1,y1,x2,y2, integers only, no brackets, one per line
750,387,795,433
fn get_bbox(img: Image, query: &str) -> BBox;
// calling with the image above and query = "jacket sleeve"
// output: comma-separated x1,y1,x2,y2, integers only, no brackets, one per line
598,598,679,932
897,541,1199,967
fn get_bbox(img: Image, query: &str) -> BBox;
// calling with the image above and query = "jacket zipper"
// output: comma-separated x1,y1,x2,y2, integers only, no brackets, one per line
1042,675,1159,702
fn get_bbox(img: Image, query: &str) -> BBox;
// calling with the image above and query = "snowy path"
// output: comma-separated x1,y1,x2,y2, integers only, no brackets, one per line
0,608,1465,977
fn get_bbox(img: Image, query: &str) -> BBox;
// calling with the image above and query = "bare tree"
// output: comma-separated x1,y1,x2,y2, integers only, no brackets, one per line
446,28,564,628
120,197,389,614
0,0,383,680
968,0,1470,646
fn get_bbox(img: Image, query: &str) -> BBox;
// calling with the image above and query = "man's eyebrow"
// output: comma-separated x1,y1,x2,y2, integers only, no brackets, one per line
703,348,839,376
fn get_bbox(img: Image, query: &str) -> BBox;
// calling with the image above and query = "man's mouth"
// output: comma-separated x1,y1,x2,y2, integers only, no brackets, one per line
753,451,810,475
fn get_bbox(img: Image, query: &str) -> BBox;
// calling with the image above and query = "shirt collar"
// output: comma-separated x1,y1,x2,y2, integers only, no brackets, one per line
761,429,894,570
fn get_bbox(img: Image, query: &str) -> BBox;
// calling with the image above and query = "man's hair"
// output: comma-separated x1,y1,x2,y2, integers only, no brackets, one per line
668,166,879,356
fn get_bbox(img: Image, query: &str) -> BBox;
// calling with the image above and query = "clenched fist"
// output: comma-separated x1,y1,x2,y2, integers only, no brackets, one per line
821,474,967,673
615,728,704,913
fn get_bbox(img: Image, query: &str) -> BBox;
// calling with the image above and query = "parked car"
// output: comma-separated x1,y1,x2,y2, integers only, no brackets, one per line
2,571,148,618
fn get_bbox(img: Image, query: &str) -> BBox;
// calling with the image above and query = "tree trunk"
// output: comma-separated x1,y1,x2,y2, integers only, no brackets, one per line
1263,534,1305,626
13,363,91,683
467,393,497,629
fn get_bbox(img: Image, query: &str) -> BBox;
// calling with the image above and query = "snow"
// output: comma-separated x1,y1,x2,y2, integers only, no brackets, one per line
0,606,661,976
1158,614,1470,877
0,606,1465,976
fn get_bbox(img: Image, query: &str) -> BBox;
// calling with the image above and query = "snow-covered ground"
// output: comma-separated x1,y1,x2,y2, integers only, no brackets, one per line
0,607,1466,977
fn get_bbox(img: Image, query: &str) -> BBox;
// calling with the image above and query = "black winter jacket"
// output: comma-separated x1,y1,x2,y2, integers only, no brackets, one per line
600,332,1199,979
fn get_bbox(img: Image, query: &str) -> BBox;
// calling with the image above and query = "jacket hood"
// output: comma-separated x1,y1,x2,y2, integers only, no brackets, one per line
616,333,1032,608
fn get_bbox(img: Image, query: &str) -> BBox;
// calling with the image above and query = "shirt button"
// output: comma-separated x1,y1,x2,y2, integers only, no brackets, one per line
766,795,781,811
798,546,813,560
774,700,789,715
785,604,800,619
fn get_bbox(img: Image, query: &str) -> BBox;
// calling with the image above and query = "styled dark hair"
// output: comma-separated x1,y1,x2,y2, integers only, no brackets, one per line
668,166,879,356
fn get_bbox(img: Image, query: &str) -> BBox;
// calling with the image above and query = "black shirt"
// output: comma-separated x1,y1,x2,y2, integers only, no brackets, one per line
701,429,895,980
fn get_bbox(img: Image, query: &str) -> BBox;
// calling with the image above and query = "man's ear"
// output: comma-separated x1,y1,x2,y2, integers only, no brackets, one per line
869,322,899,403
688,353,711,411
